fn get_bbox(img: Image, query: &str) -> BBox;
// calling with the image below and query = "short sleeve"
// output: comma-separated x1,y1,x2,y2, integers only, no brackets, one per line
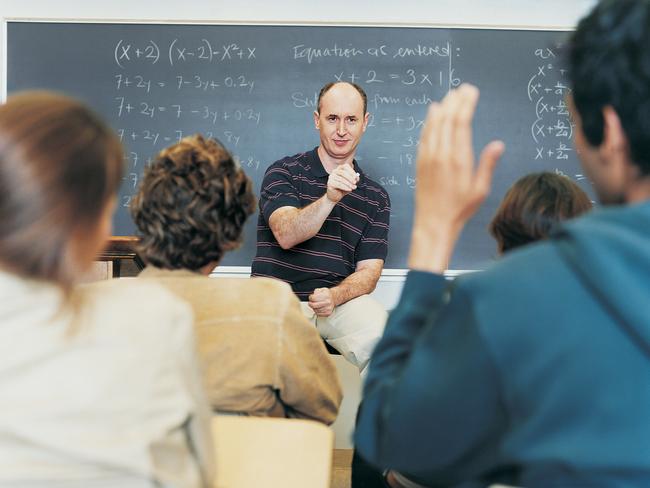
259,162,301,224
356,189,391,262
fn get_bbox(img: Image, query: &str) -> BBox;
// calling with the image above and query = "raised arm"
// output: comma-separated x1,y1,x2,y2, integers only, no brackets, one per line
269,164,360,249
355,84,506,478
408,85,504,273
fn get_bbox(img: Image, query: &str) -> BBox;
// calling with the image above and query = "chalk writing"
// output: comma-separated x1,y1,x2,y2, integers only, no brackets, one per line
528,47,575,162
8,21,595,269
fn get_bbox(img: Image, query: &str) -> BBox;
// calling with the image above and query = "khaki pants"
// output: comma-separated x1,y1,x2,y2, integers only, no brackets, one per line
300,295,387,375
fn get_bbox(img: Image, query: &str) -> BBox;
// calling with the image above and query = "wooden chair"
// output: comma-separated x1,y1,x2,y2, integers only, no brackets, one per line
212,415,333,488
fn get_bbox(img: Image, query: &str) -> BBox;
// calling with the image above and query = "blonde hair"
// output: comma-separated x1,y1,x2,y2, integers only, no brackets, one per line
0,91,124,292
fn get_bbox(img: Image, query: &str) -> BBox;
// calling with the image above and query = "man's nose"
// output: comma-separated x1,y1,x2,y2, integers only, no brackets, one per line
337,119,347,135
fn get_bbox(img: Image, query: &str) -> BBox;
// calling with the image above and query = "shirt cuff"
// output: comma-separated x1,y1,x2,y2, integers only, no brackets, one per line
400,270,449,303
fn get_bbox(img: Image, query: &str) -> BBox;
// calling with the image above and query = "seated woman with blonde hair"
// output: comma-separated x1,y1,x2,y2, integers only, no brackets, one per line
131,134,342,423
0,92,213,487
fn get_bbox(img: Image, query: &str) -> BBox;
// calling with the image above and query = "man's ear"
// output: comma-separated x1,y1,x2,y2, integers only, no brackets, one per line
362,112,370,132
600,105,629,162
314,111,320,130
601,105,637,182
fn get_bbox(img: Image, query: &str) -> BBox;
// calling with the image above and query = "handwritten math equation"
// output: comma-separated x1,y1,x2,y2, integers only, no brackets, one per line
527,47,585,182
528,48,572,156
111,37,463,203
114,39,256,68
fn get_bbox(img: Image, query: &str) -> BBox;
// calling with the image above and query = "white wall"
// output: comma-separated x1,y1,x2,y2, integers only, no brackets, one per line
0,0,597,305
0,0,596,25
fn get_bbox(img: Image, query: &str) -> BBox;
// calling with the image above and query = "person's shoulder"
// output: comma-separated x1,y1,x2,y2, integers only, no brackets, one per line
143,273,292,296
82,276,181,300
464,240,560,285
77,278,192,335
144,274,297,320
247,275,294,296
266,150,313,173
232,276,299,318
456,239,567,314
236,276,296,307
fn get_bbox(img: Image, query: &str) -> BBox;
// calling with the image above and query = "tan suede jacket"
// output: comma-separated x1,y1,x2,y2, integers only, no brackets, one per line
139,267,342,425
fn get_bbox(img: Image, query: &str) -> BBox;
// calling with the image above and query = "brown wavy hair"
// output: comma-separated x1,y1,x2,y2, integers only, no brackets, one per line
489,172,593,253
131,135,256,270
0,91,123,291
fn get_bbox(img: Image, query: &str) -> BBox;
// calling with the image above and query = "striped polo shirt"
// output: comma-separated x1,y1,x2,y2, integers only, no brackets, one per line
251,147,390,301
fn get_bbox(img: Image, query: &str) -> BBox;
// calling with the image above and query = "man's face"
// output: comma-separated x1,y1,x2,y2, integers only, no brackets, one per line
314,83,369,162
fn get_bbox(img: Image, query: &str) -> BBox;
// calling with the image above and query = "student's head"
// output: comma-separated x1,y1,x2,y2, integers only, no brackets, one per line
0,91,123,290
314,82,370,162
569,0,650,204
489,172,592,253
131,135,256,272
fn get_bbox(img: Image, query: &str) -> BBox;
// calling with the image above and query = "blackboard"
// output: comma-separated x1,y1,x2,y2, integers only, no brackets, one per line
5,21,590,270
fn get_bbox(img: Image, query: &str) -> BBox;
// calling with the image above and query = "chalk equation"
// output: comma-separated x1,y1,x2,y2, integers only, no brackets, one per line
528,47,574,163
114,74,256,93
114,39,256,68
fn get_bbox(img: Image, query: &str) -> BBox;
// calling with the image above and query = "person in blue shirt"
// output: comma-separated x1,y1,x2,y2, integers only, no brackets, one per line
355,0,650,486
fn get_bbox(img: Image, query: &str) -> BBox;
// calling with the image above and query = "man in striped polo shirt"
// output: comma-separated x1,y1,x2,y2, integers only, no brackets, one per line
251,81,390,373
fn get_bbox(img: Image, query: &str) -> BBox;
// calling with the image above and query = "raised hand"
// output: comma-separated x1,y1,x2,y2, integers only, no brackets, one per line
409,84,505,273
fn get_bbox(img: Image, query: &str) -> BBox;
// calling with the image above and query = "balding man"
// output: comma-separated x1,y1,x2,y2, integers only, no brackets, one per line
252,82,390,373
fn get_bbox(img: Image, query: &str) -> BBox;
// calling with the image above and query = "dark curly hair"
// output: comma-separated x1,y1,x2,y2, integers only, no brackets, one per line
131,135,256,270
569,0,650,174
489,172,592,253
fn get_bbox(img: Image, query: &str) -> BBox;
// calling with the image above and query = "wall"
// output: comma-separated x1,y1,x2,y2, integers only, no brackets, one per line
0,0,596,26
1,0,597,306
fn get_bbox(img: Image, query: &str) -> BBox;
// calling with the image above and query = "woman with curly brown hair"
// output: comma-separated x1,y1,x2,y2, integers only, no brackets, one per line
132,135,342,424
0,92,213,487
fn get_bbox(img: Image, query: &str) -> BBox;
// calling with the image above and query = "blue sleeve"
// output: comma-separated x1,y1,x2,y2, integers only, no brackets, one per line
258,163,301,224
355,271,505,483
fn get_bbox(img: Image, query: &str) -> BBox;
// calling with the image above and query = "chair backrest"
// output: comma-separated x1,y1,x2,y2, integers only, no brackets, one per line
212,415,334,488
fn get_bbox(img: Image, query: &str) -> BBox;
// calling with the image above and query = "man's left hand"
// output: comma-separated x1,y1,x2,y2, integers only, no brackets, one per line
308,287,336,317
